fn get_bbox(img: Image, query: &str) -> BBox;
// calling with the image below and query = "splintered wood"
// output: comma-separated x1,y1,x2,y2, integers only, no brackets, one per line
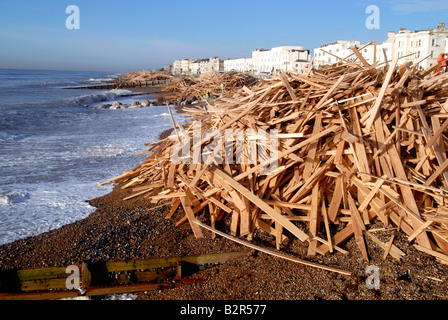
104,58,448,272
162,71,258,102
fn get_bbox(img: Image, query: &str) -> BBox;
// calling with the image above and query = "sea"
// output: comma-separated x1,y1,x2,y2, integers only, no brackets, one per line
0,68,184,246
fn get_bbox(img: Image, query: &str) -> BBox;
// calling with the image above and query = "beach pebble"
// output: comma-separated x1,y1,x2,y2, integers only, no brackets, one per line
110,101,123,109
141,100,150,107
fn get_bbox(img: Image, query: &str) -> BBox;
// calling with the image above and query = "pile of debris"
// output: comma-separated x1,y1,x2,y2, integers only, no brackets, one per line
162,71,258,102
118,71,173,83
103,49,448,273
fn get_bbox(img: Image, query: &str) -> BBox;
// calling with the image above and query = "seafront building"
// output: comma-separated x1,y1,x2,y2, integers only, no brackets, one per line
313,41,361,66
313,22,448,70
359,22,448,70
250,46,311,75
383,22,448,70
172,57,224,76
169,22,448,77
222,46,311,75
223,57,253,73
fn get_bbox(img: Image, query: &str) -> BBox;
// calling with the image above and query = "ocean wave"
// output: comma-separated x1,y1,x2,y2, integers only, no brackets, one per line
67,89,133,106
88,78,115,82
0,192,30,205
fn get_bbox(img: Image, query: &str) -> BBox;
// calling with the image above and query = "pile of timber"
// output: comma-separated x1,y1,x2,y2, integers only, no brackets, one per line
118,71,173,83
162,71,258,102
103,51,448,273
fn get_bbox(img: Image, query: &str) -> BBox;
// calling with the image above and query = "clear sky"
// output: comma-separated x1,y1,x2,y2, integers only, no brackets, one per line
0,0,447,72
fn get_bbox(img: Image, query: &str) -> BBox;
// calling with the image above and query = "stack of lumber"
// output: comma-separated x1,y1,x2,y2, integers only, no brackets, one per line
118,71,173,83
103,50,448,271
162,71,258,102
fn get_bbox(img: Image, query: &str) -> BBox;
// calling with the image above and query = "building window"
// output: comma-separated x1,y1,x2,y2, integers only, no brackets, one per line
431,50,434,58
432,39,436,46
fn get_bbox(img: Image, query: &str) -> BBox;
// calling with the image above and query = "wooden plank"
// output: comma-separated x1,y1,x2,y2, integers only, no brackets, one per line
366,232,405,261
347,193,369,261
210,167,309,242
424,158,448,187
414,244,448,263
357,177,385,212
408,220,433,241
194,220,352,276
303,112,322,180
328,176,343,222
350,46,372,68
426,117,448,149
386,143,432,249
314,75,346,110
279,72,299,102
179,195,204,239
365,57,398,131
321,199,333,253
307,183,321,256
382,234,395,260
165,198,181,219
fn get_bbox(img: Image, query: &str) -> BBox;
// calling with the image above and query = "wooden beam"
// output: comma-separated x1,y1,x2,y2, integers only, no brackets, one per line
194,220,352,276
211,166,309,242
365,57,398,131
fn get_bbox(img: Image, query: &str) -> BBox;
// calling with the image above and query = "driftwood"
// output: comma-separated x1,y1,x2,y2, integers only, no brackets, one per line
118,71,173,83
162,71,258,102
103,56,448,272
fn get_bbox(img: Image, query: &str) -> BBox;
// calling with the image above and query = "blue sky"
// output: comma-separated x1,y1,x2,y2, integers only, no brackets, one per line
0,0,447,72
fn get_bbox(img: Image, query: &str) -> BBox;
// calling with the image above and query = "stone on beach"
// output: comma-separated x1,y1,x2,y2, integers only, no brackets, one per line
128,101,142,109
110,101,123,109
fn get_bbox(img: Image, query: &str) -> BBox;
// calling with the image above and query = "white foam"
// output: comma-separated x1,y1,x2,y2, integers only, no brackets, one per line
0,195,9,205
0,106,187,245
68,89,133,106
88,78,114,82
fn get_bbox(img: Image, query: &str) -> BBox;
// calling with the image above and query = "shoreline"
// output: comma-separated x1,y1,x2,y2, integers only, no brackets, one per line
1,80,448,300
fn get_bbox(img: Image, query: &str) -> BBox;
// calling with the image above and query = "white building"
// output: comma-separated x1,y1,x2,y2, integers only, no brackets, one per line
173,46,311,77
313,40,362,66
172,57,224,76
335,23,448,70
224,58,253,73
252,46,311,75
189,60,201,76
210,57,224,72
172,60,183,75
389,23,448,70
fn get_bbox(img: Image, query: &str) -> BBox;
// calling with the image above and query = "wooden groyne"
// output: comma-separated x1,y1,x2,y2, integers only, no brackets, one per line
65,79,172,90
0,251,249,300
